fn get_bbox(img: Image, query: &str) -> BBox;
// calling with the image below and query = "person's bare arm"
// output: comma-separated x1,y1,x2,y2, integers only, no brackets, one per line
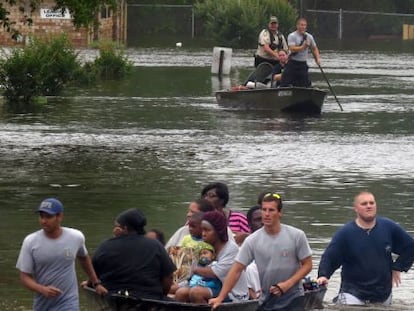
272,256,312,296
161,273,174,296
78,255,107,296
392,270,401,287
311,46,321,65
317,276,329,286
289,42,307,54
273,73,282,82
192,265,217,278
20,271,63,298
263,44,279,60
209,262,246,309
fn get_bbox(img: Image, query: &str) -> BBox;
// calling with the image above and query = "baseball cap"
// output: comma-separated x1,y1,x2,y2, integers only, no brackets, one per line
37,198,64,215
269,16,278,23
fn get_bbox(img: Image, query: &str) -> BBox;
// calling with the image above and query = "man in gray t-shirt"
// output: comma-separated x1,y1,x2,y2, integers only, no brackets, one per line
16,198,106,311
210,192,312,310
281,17,321,88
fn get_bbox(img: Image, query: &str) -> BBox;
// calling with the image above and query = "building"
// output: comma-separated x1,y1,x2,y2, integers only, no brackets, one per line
0,0,127,47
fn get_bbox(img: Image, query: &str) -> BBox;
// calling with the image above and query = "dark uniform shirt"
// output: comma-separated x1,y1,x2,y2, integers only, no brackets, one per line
93,234,176,299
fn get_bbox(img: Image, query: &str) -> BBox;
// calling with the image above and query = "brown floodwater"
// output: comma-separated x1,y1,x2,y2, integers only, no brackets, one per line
1,43,414,310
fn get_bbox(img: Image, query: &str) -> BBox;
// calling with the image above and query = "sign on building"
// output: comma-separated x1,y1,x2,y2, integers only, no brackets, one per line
40,8,71,19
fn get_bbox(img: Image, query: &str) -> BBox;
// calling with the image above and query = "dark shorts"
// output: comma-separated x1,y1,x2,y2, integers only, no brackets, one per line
280,59,311,88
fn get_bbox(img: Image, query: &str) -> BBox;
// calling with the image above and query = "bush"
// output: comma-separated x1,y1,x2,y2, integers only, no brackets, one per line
90,41,133,80
195,0,297,49
0,35,81,104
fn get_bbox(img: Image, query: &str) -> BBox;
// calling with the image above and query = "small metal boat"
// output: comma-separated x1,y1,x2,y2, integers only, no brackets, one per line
215,86,327,114
83,285,326,310
215,61,327,114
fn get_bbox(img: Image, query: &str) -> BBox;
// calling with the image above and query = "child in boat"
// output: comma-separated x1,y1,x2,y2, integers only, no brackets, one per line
180,212,204,248
168,212,205,295
174,242,222,303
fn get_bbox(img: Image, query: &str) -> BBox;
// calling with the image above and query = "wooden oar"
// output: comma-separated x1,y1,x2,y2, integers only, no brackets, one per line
312,51,343,111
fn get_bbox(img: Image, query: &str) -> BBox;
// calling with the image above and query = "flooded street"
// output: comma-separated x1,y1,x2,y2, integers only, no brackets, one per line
0,44,413,310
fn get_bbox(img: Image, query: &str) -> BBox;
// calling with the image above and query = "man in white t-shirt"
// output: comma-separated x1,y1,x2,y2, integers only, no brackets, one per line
210,193,312,310
281,17,321,87
16,198,106,311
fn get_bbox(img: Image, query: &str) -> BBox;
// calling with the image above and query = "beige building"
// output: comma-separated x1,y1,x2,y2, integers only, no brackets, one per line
0,0,127,47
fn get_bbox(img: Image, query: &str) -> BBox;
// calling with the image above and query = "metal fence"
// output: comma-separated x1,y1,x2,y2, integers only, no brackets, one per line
305,9,414,39
125,4,414,45
127,4,197,46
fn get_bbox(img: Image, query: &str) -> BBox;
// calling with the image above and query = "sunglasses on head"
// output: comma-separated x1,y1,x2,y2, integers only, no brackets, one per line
263,193,281,199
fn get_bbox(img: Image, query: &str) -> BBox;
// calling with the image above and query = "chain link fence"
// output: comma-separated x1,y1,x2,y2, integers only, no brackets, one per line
127,4,204,46
126,5,414,46
305,9,414,39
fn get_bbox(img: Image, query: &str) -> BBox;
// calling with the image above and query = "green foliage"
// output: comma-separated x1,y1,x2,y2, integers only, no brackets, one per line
0,35,82,104
195,0,297,48
128,0,196,4
0,0,35,40
88,41,133,80
54,0,117,28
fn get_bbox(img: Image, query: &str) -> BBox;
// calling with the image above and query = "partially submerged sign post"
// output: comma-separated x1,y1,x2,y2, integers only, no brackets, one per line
211,47,232,78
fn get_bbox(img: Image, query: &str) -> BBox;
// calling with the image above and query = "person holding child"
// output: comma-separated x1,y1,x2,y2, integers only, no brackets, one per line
175,242,222,303
194,211,249,303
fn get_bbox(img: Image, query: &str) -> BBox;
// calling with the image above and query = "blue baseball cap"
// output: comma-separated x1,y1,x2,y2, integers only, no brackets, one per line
37,198,64,215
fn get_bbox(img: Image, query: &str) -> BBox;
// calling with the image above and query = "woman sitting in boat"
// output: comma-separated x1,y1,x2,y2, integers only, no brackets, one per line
91,208,176,300
271,50,289,88
181,211,249,303
201,182,250,246
175,242,222,303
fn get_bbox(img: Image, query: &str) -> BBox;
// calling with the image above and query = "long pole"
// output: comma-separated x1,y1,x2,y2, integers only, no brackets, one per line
312,51,343,111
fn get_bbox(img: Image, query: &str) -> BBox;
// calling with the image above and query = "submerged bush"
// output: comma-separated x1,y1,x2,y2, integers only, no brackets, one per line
0,37,133,108
0,35,82,104
90,40,133,80
195,0,297,48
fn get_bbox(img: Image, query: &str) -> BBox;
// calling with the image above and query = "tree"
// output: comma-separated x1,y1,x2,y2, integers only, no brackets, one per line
0,1,32,39
54,0,117,28
195,0,297,49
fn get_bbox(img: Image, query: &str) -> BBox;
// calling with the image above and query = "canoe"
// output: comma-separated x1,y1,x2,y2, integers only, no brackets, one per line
83,287,257,311
83,285,326,310
215,86,327,114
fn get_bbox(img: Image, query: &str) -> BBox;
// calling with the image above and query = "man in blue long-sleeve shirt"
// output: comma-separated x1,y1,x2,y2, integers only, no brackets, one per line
317,191,414,306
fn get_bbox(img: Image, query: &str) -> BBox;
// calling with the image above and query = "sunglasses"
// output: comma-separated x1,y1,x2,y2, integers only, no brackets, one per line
263,193,281,199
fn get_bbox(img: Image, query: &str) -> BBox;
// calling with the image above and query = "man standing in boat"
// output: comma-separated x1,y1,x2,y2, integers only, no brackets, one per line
254,16,288,68
317,191,414,306
209,192,313,310
281,17,320,87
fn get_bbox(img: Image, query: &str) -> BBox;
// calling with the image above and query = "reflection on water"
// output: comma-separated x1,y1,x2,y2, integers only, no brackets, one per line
1,44,414,310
